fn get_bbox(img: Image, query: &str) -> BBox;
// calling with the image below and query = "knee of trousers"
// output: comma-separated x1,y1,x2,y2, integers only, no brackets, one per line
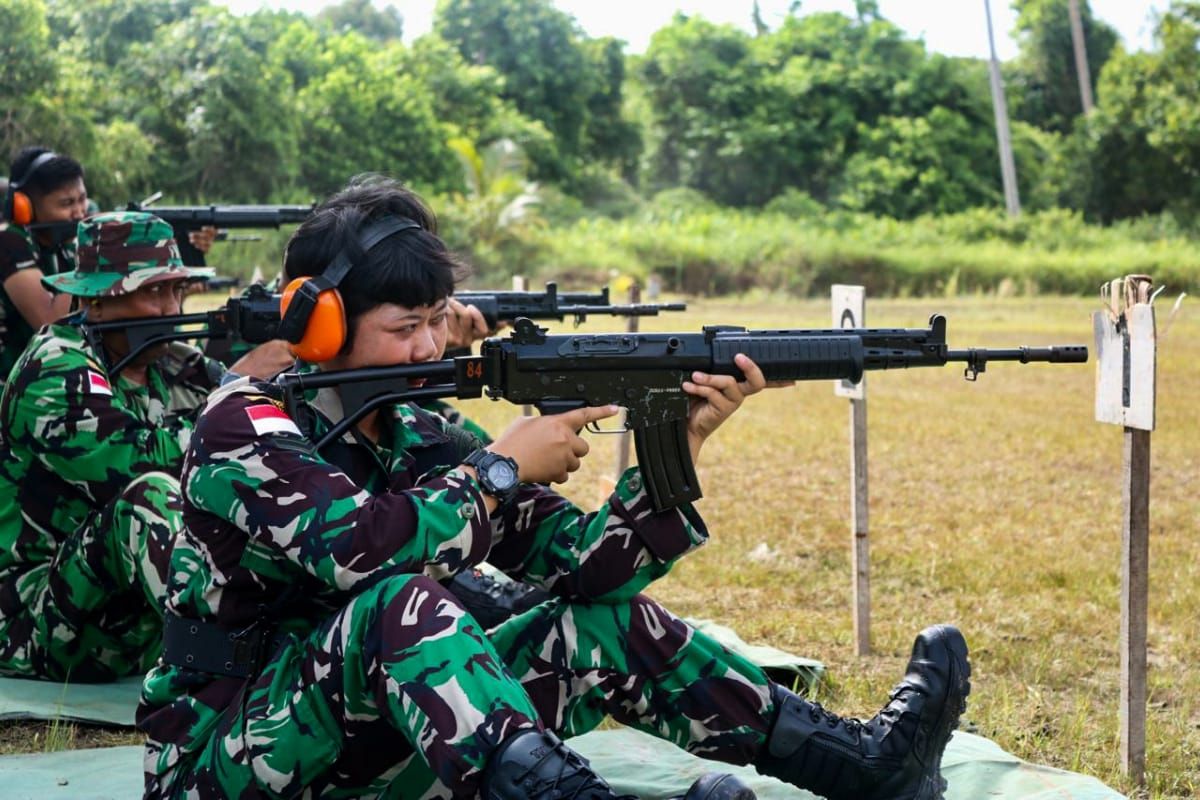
358,573,471,628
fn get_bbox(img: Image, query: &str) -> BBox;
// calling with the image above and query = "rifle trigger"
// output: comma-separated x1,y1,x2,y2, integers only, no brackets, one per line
586,419,626,435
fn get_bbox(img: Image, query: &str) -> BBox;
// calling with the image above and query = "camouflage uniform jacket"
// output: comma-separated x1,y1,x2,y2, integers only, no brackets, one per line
0,223,76,378
0,320,221,622
138,374,710,769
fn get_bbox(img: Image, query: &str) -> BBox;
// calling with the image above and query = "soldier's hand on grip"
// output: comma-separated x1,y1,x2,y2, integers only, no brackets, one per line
682,352,769,463
444,298,491,350
490,405,620,485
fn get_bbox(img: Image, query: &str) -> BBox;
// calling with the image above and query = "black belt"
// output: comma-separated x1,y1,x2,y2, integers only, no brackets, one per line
162,615,286,679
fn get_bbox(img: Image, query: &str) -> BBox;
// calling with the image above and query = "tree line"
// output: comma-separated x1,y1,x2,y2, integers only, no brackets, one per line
3,0,1198,229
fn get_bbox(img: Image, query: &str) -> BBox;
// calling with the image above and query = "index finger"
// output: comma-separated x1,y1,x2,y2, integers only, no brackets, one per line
560,404,621,426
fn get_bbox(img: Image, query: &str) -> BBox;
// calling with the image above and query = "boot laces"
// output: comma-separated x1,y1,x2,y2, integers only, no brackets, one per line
807,700,869,737
512,736,619,799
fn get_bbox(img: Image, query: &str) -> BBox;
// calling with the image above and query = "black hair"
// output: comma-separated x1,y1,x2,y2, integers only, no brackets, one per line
283,175,470,352
9,147,85,198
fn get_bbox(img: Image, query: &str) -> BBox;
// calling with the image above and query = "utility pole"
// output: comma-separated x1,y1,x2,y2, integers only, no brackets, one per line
1068,0,1095,113
983,0,1021,217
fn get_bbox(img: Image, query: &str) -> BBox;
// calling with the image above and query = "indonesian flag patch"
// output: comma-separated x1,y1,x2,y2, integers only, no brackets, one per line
245,404,301,437
86,370,113,396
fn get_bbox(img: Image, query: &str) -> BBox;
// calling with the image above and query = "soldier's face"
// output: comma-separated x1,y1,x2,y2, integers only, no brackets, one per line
334,299,449,371
89,279,187,365
32,178,88,224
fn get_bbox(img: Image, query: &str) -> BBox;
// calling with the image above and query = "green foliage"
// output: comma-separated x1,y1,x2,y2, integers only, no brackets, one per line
510,206,1199,298
7,0,1200,271
1008,0,1118,133
635,11,994,209
294,32,455,196
0,0,60,158
435,0,591,171
315,0,402,42
837,109,1000,217
45,0,205,67
1081,2,1200,223
433,0,639,182
111,7,301,201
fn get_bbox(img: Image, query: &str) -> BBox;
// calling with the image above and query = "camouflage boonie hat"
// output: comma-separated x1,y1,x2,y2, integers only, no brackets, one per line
42,211,213,297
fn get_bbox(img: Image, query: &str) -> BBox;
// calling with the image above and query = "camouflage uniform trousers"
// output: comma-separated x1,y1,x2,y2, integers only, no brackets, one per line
0,472,179,682
153,574,773,799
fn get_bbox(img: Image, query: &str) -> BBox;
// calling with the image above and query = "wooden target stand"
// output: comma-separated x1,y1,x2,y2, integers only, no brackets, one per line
1093,274,1159,786
832,285,870,656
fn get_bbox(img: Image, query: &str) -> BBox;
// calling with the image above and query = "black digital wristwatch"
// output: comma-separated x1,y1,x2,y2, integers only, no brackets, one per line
462,448,520,504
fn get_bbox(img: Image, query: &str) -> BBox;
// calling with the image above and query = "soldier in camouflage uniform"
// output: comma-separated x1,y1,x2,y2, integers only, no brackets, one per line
0,211,291,682
0,148,86,382
138,179,971,800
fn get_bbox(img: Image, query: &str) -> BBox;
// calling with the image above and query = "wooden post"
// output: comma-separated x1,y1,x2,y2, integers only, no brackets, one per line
833,285,869,656
1120,427,1150,782
1093,274,1156,786
613,284,640,477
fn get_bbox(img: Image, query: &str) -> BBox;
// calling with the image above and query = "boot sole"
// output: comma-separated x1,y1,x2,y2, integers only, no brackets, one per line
911,624,972,800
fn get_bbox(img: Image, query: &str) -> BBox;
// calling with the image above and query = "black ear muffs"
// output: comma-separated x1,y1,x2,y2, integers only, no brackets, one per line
277,216,421,362
4,151,58,226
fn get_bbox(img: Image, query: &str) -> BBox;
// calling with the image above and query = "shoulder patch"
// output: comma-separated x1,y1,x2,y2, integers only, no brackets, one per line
86,370,113,396
245,403,301,436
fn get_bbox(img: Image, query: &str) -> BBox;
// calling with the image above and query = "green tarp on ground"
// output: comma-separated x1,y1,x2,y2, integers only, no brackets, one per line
573,727,1126,800
0,675,141,726
0,731,1125,800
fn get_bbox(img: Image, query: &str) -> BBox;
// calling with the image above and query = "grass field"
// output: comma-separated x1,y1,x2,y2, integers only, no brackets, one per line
2,294,1196,798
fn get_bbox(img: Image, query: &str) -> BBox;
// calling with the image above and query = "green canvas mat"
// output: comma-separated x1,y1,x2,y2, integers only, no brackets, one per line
0,675,141,726
0,731,1124,800
572,727,1126,799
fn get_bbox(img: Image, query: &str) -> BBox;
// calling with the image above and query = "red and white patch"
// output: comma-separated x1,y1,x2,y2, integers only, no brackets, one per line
86,370,113,396
245,404,301,437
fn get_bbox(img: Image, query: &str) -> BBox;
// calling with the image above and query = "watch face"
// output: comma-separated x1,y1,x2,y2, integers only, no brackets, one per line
485,459,518,490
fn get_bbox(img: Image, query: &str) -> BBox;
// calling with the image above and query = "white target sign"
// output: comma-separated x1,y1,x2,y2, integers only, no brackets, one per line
832,284,865,399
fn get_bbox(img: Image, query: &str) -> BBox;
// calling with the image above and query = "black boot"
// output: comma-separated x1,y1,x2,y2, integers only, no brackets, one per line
483,728,758,800
754,624,971,800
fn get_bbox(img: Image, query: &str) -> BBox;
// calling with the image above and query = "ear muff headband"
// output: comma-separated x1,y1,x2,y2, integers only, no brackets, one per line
5,151,59,226
278,216,421,362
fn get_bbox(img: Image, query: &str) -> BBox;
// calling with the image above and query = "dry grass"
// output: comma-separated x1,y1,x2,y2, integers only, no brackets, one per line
3,294,1195,798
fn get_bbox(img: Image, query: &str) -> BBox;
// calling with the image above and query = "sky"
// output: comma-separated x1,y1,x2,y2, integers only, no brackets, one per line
221,0,1170,62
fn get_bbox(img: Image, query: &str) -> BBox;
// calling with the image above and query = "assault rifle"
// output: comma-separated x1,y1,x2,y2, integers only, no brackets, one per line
80,284,281,374
453,282,686,328
25,198,313,263
277,315,1089,512
124,196,314,265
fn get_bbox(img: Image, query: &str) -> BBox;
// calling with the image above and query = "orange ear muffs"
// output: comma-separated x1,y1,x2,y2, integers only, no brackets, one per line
280,276,346,362
6,151,59,226
9,191,34,225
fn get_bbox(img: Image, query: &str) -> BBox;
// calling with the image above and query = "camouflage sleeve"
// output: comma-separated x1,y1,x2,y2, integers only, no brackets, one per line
183,390,494,592
483,467,709,603
4,341,190,506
